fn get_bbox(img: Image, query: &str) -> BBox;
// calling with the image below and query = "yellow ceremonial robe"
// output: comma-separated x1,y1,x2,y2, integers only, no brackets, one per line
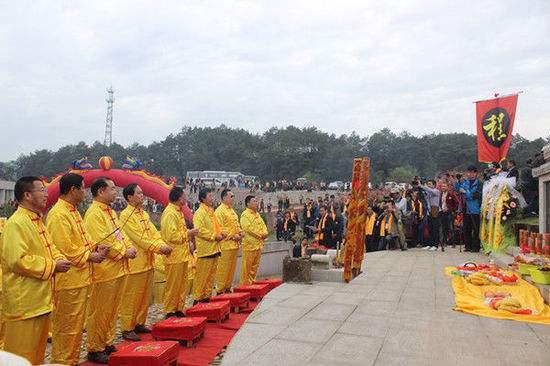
1,207,65,365
119,205,164,331
160,203,190,313
215,203,241,293
364,213,376,236
46,199,95,365
84,200,133,352
192,203,221,301
239,208,268,285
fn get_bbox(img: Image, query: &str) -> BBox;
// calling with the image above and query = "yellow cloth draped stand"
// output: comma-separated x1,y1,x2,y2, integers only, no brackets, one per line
445,267,550,325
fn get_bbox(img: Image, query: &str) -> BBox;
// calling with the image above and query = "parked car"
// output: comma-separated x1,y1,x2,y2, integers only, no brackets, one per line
202,178,223,187
328,181,344,190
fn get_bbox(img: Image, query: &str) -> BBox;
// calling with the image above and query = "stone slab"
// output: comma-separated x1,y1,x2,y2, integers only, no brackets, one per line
276,318,341,344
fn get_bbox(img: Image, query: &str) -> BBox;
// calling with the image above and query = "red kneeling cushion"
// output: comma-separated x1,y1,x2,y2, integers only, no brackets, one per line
151,316,207,341
185,301,231,322
210,292,250,309
108,341,179,366
254,278,283,290
233,284,270,299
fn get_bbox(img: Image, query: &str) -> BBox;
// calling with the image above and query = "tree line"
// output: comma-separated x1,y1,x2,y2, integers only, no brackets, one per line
0,125,547,185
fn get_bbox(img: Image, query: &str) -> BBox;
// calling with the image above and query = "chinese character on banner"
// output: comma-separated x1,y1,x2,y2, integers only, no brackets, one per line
475,94,519,163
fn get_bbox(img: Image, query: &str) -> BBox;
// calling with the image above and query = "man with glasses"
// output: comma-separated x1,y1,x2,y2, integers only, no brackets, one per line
1,176,71,364
84,177,137,363
118,184,172,341
215,189,243,294
46,173,109,365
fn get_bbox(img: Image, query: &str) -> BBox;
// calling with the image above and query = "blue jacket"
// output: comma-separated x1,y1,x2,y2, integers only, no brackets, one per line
462,179,481,215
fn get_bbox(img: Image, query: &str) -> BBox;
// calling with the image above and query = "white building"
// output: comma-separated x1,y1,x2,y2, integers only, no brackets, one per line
0,180,15,205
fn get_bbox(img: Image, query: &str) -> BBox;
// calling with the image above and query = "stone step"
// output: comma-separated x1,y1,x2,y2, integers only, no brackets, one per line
311,267,344,283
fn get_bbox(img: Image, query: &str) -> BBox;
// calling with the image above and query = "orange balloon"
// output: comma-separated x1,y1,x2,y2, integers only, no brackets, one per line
99,156,113,170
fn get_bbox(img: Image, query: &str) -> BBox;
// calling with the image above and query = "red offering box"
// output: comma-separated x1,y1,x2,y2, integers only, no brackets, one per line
254,278,283,290
108,341,178,366
210,292,250,312
233,284,270,301
152,316,207,344
186,301,230,323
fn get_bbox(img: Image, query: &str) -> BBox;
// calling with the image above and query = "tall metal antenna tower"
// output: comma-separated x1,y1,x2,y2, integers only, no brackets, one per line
104,86,114,146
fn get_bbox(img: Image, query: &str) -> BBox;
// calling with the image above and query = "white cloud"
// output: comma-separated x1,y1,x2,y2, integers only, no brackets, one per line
0,0,549,161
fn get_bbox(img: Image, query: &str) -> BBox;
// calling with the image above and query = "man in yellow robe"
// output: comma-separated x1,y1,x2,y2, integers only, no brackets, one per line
1,176,71,365
84,177,137,363
193,188,225,303
215,189,243,294
239,195,268,285
119,184,172,340
160,187,198,317
46,173,109,365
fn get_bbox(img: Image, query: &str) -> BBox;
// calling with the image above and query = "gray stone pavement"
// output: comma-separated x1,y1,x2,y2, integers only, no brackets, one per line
221,248,550,366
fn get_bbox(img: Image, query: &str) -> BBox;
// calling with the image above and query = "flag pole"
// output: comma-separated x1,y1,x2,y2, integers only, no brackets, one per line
472,91,523,104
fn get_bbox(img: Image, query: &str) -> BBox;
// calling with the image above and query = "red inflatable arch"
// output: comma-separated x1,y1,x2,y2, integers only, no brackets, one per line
43,166,193,222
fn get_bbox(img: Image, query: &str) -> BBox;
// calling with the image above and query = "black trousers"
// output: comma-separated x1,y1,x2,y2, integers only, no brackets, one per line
428,216,440,247
365,235,376,252
440,212,452,247
463,214,480,252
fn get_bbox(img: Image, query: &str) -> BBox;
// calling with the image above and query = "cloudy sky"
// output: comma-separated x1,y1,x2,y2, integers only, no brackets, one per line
1,0,549,161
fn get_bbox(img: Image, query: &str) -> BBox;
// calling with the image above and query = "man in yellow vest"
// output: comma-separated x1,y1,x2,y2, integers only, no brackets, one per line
119,184,173,340
160,187,198,317
1,176,71,364
84,177,137,363
215,189,243,294
239,195,268,285
46,173,109,365
193,188,225,303
364,206,376,252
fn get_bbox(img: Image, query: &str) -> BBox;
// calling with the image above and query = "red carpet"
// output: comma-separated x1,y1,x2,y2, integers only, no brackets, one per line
80,302,257,366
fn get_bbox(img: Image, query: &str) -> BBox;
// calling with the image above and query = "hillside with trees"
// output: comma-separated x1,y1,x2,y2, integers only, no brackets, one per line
0,125,547,185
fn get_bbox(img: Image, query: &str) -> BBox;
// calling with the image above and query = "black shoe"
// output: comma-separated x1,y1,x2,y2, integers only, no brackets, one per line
134,324,151,333
87,351,109,364
200,299,210,303
225,289,232,294
193,300,199,306
122,330,141,341
175,311,186,318
401,247,407,251
165,312,177,319
104,345,117,355
441,247,445,252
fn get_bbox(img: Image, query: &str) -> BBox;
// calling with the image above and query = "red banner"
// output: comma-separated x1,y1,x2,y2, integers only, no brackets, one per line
476,94,519,163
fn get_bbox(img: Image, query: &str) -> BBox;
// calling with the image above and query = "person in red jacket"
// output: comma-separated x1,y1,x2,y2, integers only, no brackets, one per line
439,183,459,251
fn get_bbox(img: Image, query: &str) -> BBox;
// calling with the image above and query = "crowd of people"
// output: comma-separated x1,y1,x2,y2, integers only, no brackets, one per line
0,173,268,365
275,194,348,249
275,159,536,257
364,159,536,254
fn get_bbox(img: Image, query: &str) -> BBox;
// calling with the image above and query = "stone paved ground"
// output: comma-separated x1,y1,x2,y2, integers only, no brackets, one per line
221,248,550,366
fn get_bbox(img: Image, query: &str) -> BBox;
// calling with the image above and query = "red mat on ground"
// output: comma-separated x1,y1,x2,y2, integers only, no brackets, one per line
254,278,283,291
79,302,257,366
